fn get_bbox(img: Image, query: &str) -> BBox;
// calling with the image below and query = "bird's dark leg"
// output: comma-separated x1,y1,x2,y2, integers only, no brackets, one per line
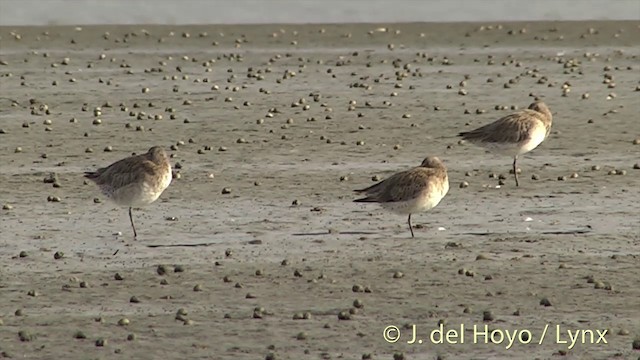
407,214,414,238
129,207,137,239
513,156,519,187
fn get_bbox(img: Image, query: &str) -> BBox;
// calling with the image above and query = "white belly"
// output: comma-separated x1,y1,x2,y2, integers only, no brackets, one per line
517,127,547,155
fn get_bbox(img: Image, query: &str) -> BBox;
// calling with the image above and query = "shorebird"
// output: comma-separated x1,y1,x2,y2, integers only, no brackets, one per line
458,100,552,186
84,146,172,240
353,156,449,238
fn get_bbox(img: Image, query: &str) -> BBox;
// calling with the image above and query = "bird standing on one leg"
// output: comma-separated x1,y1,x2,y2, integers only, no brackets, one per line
458,101,553,186
84,146,172,240
353,156,450,238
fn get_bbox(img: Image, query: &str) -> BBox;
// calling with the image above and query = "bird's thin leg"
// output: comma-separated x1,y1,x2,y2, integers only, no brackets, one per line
513,156,519,187
407,214,415,238
129,207,138,239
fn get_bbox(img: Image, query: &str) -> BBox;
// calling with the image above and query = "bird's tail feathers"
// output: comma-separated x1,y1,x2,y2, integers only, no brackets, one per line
353,196,378,203
84,171,98,179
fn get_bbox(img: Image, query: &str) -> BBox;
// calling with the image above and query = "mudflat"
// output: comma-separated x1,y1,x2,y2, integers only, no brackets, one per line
1,21,639,360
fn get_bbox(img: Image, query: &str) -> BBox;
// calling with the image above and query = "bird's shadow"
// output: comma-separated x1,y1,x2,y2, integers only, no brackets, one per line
292,231,378,236
461,228,592,236
140,231,379,249
146,242,217,248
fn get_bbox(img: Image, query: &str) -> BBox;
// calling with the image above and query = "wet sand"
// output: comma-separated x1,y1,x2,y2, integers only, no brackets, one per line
1,21,639,360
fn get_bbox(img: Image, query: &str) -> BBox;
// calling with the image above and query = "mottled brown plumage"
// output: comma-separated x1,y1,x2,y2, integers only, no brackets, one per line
459,101,552,186
354,156,449,237
85,146,172,240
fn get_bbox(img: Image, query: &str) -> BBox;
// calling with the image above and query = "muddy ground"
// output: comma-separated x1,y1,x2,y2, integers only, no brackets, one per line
0,21,639,360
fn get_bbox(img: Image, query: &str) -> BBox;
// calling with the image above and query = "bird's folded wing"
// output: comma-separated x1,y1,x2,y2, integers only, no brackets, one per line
94,159,155,188
376,170,434,203
462,111,540,143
